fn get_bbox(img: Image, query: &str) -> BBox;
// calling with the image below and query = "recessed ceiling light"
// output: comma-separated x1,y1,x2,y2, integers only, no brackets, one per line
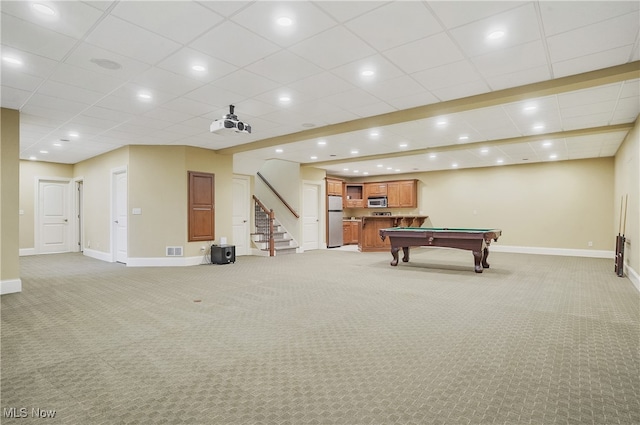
377,164,383,168
53,143,62,147
487,30,505,40
279,95,291,102
68,132,79,137
533,124,545,130
363,172,369,175
480,148,489,154
436,119,447,127
32,3,56,16
29,156,37,160
275,148,283,153
369,130,379,137
386,167,393,170
317,140,326,146
310,155,317,160
549,154,558,160
2,56,22,65
39,150,48,154
543,141,552,147
137,92,152,100
277,16,293,26
395,169,401,172
353,170,360,173
429,154,437,159
459,135,469,141
350,149,359,155
497,159,504,164
191,65,206,72
399,143,408,148
452,163,459,168
343,168,349,171
361,70,375,77
523,104,537,112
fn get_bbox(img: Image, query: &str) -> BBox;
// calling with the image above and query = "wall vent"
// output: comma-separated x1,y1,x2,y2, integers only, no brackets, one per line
166,246,183,257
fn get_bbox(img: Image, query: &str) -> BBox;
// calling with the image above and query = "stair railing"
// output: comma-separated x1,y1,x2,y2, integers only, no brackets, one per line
256,172,300,219
253,195,275,256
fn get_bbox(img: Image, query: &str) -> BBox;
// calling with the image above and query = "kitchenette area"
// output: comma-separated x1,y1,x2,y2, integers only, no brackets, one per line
326,177,428,252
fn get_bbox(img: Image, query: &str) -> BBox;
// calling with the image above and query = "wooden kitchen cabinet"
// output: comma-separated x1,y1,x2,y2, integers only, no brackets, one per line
364,182,387,199
326,178,344,196
342,220,360,245
344,184,364,208
387,180,417,208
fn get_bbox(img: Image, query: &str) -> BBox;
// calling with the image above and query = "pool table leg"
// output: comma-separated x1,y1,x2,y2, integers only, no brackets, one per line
390,246,400,266
472,247,490,273
390,246,410,266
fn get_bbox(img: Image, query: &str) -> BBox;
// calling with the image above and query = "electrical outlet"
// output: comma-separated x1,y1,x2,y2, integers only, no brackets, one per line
588,241,593,247
200,246,206,251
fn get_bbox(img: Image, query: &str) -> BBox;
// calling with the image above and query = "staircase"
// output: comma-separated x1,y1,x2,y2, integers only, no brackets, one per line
252,201,298,256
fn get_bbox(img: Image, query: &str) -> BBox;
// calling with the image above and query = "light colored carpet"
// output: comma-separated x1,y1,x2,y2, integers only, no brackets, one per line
1,249,639,424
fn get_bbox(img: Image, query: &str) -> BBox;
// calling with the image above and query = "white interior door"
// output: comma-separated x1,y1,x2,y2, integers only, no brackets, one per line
113,170,128,263
302,183,320,251
38,180,70,254
232,176,250,256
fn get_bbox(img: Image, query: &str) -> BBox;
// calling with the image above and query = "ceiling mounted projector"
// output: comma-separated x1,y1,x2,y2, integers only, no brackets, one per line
210,104,251,134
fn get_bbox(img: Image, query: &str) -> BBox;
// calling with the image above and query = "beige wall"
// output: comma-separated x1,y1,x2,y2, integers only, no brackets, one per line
614,118,639,279
345,157,614,251
18,161,74,250
74,147,129,254
1,108,20,292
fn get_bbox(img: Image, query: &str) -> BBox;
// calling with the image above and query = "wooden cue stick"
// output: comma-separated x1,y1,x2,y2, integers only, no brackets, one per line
622,194,628,236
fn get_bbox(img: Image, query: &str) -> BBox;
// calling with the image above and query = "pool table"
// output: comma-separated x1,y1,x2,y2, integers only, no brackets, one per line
379,227,502,273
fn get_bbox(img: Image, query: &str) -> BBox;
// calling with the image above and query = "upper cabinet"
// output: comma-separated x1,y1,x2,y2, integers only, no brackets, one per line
364,182,387,199
387,180,417,208
326,178,343,196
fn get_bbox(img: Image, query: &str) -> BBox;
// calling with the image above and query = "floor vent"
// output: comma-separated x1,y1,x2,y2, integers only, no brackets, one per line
166,246,183,257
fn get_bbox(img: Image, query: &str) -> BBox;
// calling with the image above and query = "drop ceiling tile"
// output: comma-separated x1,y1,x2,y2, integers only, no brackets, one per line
245,50,322,85
557,84,621,108
472,40,548,78
20,103,79,122
210,69,281,99
539,1,639,36
365,75,428,104
231,1,337,48
412,60,483,91
345,2,442,51
385,91,440,110
1,69,43,93
36,80,105,105
427,1,527,30
485,65,551,91
1,13,78,60
322,87,385,111
1,1,104,39
546,12,639,63
1,46,59,79
160,97,219,117
311,1,388,23
553,46,637,78
0,86,32,109
188,21,280,67
86,16,182,64
330,54,404,87
288,72,357,99
183,84,245,109
130,67,204,97
448,3,541,58
111,1,224,44
563,113,613,130
383,32,465,74
289,26,376,70
155,47,238,83
431,79,491,102
62,42,151,82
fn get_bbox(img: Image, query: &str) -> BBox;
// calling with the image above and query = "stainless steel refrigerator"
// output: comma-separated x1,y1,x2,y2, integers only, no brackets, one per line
327,195,343,248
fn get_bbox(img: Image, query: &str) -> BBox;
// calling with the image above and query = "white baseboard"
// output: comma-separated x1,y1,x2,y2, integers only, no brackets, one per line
83,248,113,262
625,265,639,292
491,245,614,259
126,256,204,267
1,278,22,295
19,248,36,256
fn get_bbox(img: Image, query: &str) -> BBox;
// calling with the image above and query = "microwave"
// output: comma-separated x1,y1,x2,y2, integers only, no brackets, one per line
367,196,388,208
